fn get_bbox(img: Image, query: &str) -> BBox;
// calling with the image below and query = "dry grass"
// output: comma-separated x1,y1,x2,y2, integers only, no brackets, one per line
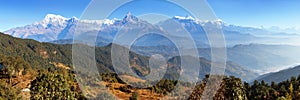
50,62,70,70
119,75,146,83
101,82,165,100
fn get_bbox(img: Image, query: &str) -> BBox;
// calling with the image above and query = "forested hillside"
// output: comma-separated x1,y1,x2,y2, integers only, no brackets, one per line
0,32,300,99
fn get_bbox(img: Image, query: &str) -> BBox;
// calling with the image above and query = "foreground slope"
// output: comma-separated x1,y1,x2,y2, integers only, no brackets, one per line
0,32,257,81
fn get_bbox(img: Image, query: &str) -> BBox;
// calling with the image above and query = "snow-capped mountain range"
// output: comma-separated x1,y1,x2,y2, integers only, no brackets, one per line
4,14,116,42
3,13,225,43
4,13,300,46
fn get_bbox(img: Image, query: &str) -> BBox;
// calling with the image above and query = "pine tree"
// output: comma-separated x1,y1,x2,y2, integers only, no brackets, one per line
30,71,77,100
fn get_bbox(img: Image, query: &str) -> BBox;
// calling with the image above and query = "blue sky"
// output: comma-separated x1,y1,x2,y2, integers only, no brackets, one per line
1,0,300,31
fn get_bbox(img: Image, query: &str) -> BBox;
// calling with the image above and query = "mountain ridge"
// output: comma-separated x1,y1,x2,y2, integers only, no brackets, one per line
256,65,300,83
3,13,260,43
6,13,300,47
0,32,258,81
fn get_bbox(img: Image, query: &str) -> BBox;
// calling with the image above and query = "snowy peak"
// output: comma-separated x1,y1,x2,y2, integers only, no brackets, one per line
43,14,69,24
198,19,224,26
42,14,80,26
71,16,78,20
173,15,225,26
44,14,68,21
126,12,132,17
173,16,195,20
68,17,79,23
122,12,139,23
33,14,71,28
4,14,119,42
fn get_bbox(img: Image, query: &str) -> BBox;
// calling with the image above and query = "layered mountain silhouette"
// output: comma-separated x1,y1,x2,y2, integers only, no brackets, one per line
6,13,299,47
0,32,258,81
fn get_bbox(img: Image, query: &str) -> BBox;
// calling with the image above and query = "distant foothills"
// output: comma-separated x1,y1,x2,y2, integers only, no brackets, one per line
2,13,300,76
